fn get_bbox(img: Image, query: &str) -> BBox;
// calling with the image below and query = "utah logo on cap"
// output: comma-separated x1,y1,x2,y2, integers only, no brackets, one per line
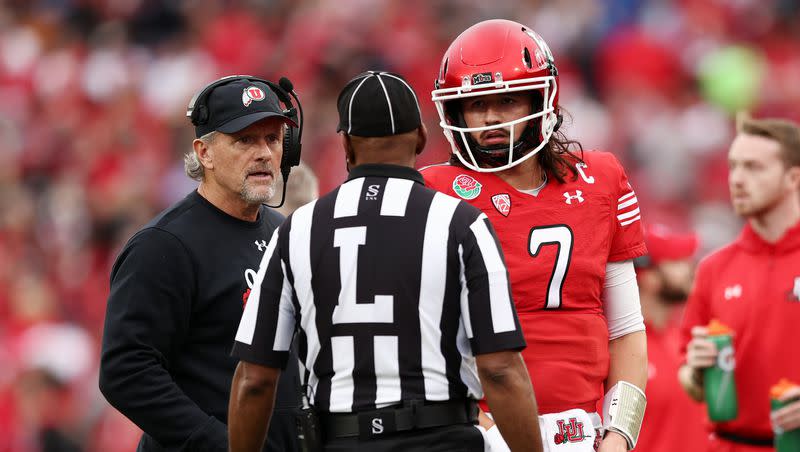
242,86,266,107
491,193,511,217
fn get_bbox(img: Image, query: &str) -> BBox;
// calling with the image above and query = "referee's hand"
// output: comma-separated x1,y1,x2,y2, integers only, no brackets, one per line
686,326,717,370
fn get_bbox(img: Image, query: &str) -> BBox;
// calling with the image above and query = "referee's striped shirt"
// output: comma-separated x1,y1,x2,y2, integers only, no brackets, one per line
232,164,525,414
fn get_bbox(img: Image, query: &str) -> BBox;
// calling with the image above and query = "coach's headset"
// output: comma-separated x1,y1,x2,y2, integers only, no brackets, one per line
187,75,304,209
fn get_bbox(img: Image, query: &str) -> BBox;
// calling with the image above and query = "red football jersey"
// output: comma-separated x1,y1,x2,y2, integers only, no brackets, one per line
422,151,646,413
681,220,800,441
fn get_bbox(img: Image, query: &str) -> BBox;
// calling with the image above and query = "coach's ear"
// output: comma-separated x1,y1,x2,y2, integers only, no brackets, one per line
415,124,428,155
341,133,356,168
193,138,215,170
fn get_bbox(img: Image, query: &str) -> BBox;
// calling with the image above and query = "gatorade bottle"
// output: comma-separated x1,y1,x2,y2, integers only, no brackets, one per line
703,319,738,422
771,379,800,452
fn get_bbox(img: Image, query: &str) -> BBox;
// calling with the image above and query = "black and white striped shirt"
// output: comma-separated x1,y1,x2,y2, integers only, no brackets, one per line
232,164,525,414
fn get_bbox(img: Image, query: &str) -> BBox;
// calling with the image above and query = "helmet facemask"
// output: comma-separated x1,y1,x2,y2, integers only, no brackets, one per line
434,75,559,173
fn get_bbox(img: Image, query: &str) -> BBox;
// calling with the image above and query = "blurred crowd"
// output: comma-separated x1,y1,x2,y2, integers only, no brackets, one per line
1,0,799,450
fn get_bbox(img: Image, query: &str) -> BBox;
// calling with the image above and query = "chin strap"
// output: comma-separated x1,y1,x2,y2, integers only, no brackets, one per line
602,381,646,450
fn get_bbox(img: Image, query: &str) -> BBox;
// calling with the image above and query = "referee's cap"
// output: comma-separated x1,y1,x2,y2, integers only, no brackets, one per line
337,71,422,137
634,223,699,269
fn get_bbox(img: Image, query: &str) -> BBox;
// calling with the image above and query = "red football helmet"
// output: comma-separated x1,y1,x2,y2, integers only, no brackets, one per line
432,19,561,172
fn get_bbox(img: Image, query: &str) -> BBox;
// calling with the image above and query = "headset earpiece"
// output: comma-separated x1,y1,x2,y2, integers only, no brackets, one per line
246,78,302,173
187,75,242,127
270,79,303,173
192,104,208,125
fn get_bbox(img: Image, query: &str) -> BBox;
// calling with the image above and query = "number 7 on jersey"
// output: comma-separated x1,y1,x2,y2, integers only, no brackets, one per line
528,225,574,309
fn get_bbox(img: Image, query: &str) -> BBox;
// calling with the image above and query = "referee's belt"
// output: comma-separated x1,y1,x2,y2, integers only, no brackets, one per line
320,399,479,440
716,431,773,447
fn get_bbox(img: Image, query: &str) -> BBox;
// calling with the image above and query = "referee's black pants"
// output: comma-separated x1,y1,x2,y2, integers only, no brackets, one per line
323,423,484,452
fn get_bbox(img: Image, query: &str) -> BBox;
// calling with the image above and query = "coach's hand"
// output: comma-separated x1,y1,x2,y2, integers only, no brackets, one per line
772,386,800,433
598,430,628,452
686,326,718,370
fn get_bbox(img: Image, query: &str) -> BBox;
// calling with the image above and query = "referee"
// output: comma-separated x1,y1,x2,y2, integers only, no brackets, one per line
228,71,543,452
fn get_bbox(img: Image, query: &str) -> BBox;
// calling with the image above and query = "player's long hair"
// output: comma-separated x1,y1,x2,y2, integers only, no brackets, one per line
448,108,585,184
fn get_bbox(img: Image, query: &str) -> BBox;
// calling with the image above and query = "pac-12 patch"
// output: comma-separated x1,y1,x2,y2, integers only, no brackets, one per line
452,174,482,200
491,194,511,217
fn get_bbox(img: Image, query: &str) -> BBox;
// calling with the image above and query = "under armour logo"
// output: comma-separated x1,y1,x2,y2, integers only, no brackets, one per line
371,418,384,434
724,284,742,300
791,277,800,302
254,240,268,251
564,190,584,204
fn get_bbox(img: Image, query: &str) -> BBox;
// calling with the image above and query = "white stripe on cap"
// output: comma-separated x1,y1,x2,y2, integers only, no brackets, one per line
347,75,372,134
381,72,422,117
374,73,396,134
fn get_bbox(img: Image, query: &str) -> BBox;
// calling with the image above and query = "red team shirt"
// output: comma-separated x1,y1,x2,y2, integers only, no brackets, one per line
636,314,708,452
681,220,800,448
422,151,647,414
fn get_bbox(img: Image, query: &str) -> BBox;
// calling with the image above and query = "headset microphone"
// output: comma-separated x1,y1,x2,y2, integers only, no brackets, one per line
278,77,293,91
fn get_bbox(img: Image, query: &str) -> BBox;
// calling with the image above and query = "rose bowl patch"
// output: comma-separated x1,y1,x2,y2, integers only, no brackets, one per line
452,174,482,200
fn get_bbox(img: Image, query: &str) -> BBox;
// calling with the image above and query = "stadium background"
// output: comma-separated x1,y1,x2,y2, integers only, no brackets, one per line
0,0,798,450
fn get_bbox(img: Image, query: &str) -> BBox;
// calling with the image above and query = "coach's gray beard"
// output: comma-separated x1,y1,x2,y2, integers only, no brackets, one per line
241,178,276,205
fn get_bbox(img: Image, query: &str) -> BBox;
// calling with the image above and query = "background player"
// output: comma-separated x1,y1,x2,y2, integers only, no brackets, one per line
680,115,800,451
270,160,319,216
422,19,648,451
634,224,708,451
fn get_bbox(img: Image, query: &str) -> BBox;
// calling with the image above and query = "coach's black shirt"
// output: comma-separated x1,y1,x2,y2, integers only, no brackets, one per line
100,190,299,452
232,164,526,414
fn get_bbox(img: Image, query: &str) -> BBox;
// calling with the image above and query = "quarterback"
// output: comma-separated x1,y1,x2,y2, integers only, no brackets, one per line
422,20,648,452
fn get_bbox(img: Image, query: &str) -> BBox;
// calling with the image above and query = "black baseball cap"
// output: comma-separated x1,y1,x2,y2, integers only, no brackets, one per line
337,71,422,137
189,77,297,138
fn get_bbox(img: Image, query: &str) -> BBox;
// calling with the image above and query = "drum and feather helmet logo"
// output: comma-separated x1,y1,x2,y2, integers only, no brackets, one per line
242,86,266,107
